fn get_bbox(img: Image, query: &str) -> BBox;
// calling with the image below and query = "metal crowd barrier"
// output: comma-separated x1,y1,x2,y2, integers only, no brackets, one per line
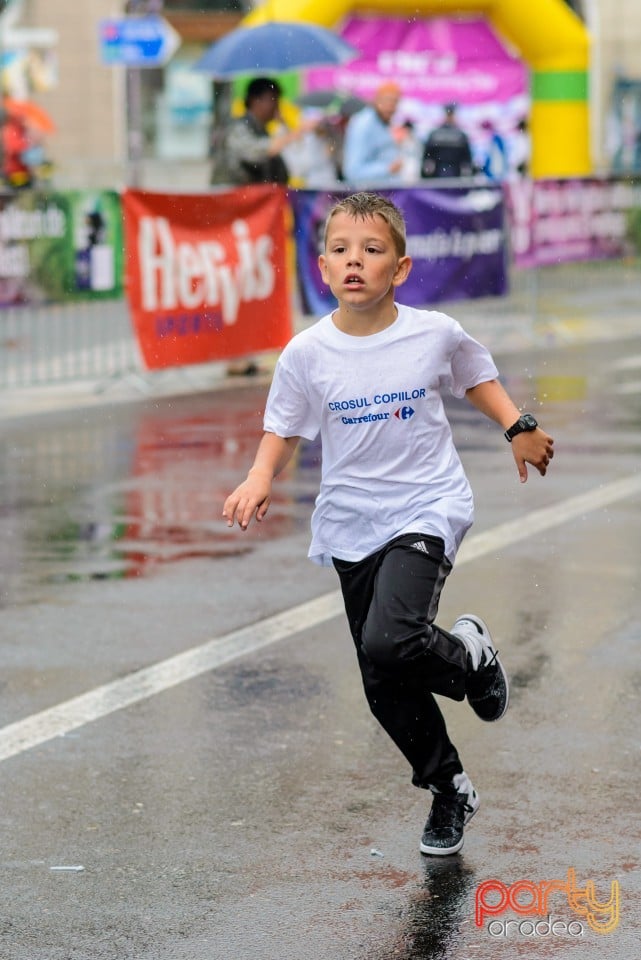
0,299,139,390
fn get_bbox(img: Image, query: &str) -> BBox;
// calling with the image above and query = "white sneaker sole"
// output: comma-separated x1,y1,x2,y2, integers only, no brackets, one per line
458,614,510,721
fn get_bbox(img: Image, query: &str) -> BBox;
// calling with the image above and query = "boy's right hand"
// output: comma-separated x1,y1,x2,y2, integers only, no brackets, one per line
222,470,272,530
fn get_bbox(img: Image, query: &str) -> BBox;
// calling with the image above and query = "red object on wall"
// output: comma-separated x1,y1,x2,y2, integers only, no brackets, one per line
123,185,293,370
4,98,56,133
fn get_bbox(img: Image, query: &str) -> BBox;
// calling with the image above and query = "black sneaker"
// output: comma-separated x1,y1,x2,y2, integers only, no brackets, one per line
452,614,509,722
420,772,480,856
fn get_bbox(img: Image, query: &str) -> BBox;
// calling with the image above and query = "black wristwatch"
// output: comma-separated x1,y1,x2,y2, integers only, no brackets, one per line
504,413,538,442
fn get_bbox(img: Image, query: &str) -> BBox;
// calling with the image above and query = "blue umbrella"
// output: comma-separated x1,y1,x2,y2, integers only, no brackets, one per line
194,21,359,78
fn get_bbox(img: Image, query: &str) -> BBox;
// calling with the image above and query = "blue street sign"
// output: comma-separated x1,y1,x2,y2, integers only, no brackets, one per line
99,16,180,68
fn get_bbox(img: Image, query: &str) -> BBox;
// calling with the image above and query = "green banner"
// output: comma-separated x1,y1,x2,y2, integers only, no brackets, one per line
0,189,123,306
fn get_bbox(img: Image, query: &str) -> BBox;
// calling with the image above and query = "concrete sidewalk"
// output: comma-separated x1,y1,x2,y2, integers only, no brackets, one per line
454,257,641,353
1,258,639,423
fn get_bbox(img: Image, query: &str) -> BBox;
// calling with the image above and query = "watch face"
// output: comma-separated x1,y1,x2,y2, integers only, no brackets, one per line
505,413,538,441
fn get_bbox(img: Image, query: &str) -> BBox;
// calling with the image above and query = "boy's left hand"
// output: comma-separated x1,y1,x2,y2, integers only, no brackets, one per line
512,427,554,482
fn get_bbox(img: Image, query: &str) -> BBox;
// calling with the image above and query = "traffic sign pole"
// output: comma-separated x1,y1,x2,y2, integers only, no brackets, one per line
99,13,181,186
126,68,144,188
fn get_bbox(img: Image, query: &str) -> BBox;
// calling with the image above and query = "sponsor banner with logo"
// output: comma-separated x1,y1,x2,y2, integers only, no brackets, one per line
307,16,527,107
123,186,292,370
0,189,123,307
506,177,641,268
290,186,507,316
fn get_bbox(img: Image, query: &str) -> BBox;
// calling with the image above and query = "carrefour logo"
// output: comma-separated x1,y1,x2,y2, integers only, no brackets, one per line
394,405,415,420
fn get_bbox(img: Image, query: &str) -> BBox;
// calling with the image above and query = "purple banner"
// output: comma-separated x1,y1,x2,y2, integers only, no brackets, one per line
506,177,641,268
290,186,507,315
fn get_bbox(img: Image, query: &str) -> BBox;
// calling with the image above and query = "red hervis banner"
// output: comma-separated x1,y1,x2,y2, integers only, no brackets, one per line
123,186,293,369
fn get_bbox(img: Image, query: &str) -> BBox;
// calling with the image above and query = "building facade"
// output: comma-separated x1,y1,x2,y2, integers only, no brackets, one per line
16,0,244,190
7,0,641,189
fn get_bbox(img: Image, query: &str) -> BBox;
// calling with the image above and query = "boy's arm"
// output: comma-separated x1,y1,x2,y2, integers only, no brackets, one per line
465,378,554,483
223,431,300,530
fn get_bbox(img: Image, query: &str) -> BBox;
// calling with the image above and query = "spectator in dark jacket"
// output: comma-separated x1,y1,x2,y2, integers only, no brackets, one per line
211,77,316,186
422,103,473,180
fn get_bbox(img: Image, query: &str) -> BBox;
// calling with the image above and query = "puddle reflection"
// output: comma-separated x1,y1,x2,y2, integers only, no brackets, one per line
368,858,476,960
0,394,321,605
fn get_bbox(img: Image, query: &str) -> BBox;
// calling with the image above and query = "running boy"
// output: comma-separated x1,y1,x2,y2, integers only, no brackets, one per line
223,193,554,855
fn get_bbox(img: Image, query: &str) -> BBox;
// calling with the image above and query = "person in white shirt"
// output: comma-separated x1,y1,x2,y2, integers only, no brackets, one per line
223,193,554,856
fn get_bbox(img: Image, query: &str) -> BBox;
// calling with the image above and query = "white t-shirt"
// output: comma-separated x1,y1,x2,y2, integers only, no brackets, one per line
263,303,499,567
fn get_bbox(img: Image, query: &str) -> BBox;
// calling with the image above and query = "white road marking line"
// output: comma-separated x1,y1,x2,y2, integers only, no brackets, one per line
0,593,345,764
609,354,641,371
1,472,640,765
612,381,641,395
456,473,641,564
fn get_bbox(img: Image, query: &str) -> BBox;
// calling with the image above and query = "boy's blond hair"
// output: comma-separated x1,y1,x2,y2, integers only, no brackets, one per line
324,193,407,257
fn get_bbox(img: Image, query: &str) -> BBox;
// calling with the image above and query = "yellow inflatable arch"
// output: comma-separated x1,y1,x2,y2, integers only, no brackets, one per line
246,0,591,177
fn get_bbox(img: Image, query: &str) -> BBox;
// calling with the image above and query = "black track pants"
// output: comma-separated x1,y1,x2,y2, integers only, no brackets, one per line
333,533,469,790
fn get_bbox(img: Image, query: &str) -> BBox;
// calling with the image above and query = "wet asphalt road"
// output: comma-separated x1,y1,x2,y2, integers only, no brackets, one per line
1,328,641,958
